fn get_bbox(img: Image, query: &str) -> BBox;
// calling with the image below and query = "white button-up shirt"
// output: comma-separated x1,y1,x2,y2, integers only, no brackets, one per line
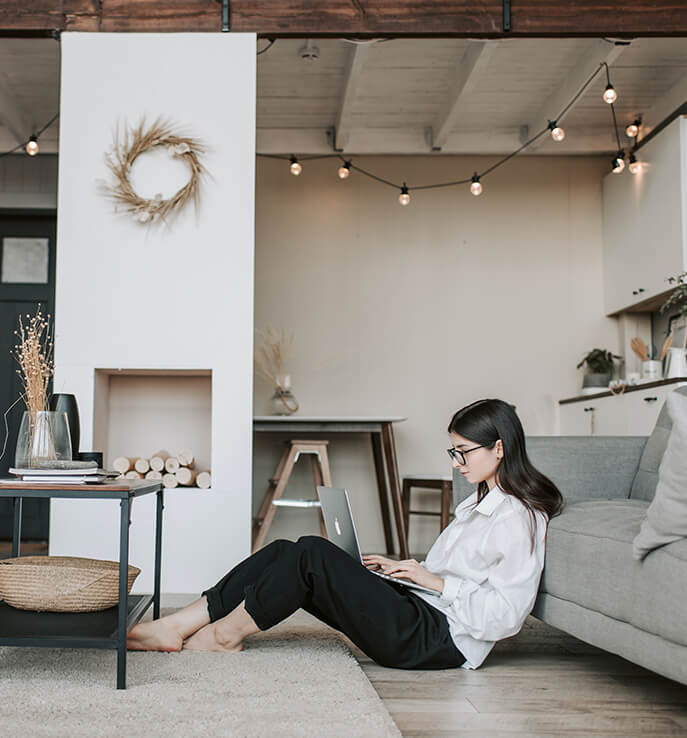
415,485,547,669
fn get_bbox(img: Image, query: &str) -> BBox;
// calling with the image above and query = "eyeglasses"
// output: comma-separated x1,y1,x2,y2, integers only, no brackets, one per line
446,445,487,465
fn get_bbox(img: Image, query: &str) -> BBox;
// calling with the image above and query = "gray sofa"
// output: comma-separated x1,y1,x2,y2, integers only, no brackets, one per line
453,387,687,685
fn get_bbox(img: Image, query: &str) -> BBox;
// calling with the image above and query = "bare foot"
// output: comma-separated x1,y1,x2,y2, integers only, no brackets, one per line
127,620,183,652
184,622,243,653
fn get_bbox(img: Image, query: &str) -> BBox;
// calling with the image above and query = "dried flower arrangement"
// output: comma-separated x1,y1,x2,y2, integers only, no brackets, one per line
102,118,206,225
254,328,294,389
13,309,54,414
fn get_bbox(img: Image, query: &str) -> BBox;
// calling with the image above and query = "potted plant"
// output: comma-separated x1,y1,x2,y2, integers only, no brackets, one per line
576,349,621,393
659,271,687,318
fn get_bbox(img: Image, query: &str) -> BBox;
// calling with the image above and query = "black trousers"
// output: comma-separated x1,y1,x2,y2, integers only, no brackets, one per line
202,536,465,670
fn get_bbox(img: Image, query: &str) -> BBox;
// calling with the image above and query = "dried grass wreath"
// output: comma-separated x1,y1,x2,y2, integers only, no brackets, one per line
103,118,206,225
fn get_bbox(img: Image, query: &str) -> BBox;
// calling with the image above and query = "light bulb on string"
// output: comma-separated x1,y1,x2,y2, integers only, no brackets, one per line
611,151,625,174
548,121,565,142
338,161,351,179
629,153,642,175
625,119,641,138
25,135,39,156
399,184,410,206
289,156,302,176
603,84,617,104
470,173,483,196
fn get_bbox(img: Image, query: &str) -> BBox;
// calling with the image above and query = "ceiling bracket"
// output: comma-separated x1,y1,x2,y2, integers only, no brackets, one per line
425,127,441,152
503,0,511,32
216,0,230,32
327,127,343,153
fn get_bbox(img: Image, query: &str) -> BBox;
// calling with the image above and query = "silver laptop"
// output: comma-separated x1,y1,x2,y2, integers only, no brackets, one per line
317,486,437,596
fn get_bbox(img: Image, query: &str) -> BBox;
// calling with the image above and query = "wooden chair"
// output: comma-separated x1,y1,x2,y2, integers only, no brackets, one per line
252,439,332,552
401,475,453,541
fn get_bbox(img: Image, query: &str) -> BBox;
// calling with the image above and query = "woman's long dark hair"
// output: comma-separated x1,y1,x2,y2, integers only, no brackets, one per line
448,399,563,546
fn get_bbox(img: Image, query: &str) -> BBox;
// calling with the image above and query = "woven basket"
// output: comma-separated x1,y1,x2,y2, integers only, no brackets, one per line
0,556,140,613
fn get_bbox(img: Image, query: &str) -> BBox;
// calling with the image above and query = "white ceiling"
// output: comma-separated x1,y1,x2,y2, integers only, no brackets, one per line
1,36,686,157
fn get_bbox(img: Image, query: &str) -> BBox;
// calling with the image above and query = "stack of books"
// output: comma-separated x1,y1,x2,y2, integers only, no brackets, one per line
9,467,120,484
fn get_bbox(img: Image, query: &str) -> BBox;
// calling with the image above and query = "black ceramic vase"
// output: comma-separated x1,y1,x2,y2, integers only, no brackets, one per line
49,393,80,458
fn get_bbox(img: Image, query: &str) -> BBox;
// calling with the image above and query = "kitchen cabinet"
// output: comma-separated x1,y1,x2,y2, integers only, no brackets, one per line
559,379,685,435
602,117,687,316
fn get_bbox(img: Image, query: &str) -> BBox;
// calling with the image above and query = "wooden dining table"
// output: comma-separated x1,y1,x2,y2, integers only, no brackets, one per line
253,416,410,558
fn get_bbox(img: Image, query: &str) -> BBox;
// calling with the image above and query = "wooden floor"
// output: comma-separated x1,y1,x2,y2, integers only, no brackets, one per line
350,617,687,738
2,547,685,736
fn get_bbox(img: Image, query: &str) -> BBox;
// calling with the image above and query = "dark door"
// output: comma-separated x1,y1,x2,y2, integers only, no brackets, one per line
0,211,56,540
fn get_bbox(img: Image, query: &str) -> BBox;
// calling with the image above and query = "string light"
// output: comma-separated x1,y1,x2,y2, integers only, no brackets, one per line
548,121,566,142
603,84,617,104
25,135,39,156
258,60,639,195
0,113,58,159
470,174,483,196
612,151,625,174
601,60,617,104
628,153,642,174
625,119,641,138
289,156,302,176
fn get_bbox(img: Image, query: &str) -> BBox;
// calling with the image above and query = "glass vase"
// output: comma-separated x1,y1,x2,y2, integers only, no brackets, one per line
14,411,73,469
270,375,299,416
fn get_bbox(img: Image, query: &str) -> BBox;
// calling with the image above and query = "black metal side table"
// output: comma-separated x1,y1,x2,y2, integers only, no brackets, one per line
0,479,164,689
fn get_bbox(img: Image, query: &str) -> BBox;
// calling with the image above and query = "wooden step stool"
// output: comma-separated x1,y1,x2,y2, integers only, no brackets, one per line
401,475,454,540
252,440,333,552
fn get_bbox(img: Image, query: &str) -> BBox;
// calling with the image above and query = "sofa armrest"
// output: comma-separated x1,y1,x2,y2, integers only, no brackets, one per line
453,435,648,507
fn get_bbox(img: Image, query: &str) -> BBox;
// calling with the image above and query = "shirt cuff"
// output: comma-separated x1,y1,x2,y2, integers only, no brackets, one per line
440,575,462,605
440,575,479,605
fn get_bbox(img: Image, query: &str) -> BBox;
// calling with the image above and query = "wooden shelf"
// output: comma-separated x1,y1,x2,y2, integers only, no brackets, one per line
0,594,152,647
560,377,687,405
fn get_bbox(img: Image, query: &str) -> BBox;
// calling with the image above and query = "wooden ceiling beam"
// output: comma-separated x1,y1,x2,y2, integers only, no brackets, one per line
521,39,628,152
1,1,687,36
257,126,621,155
430,41,496,151
334,44,369,152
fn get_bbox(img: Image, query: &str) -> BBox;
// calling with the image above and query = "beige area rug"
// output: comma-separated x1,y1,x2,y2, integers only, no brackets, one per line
0,610,401,738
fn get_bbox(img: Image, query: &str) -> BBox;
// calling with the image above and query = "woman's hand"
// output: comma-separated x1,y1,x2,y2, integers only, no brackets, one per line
362,555,444,594
362,554,396,571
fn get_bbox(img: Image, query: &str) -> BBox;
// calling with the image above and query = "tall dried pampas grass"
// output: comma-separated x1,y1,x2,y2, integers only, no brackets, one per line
254,328,294,389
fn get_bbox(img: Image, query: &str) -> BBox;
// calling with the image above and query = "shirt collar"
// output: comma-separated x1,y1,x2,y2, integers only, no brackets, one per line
474,485,508,516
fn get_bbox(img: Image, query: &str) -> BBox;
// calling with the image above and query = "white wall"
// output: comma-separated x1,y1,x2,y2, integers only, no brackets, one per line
52,32,256,593
253,155,619,555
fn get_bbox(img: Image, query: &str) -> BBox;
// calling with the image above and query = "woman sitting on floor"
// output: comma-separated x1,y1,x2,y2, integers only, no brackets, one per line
128,398,563,670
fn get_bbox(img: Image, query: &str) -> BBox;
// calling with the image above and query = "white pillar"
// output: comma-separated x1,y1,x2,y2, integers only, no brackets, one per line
52,32,256,593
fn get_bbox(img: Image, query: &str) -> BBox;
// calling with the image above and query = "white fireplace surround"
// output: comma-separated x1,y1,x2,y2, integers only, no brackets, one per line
50,32,256,593
93,369,213,479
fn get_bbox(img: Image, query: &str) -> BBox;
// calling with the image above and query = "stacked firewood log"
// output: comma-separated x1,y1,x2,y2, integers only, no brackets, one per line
112,449,211,489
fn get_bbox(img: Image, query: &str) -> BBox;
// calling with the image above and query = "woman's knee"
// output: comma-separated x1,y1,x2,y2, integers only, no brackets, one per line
296,535,336,561
296,535,329,551
261,539,296,556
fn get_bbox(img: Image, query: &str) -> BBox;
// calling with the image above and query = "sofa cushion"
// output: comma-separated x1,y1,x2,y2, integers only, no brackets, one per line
541,499,687,648
633,391,687,559
540,500,648,623
631,385,687,502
